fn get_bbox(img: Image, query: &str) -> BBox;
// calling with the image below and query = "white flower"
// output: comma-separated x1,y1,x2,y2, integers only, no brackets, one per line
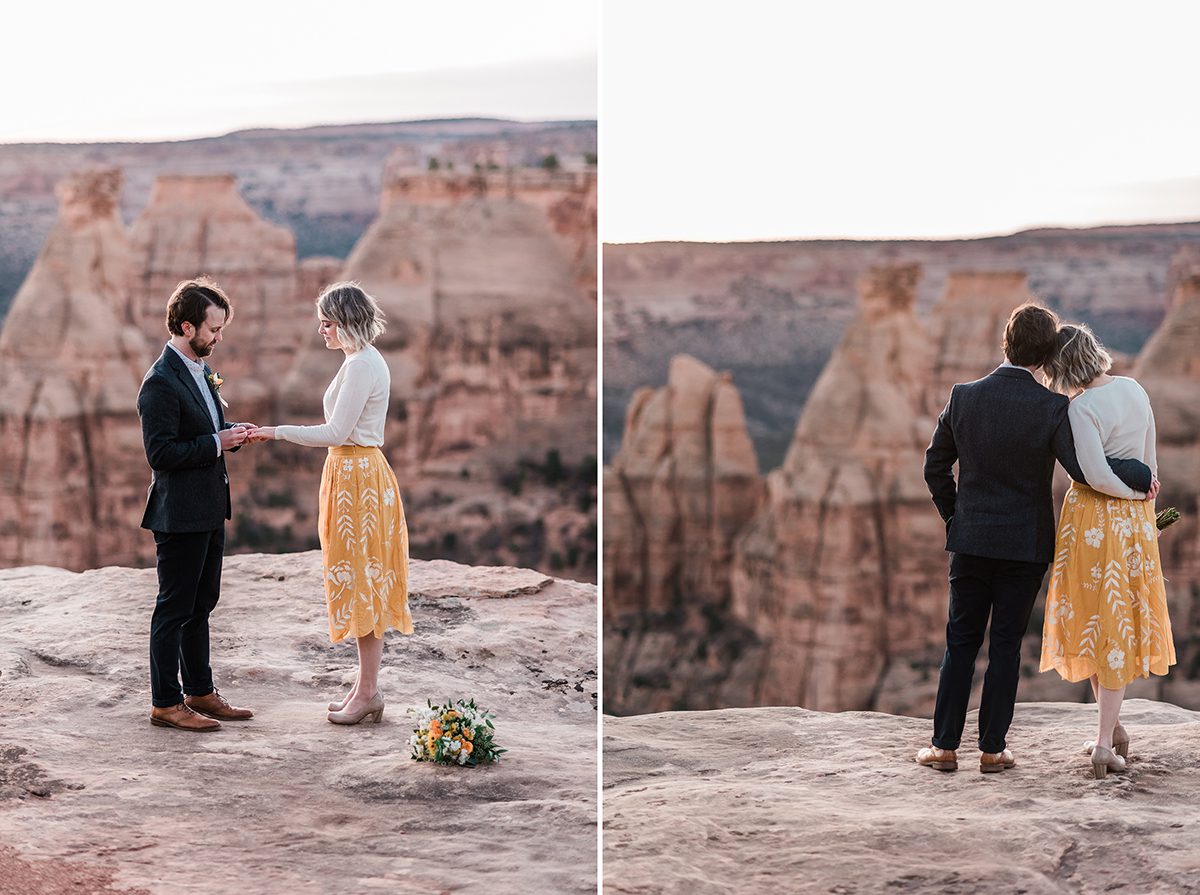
341,459,354,472
1090,564,1102,582
1107,647,1125,670
1068,489,1079,505
1146,559,1156,576
359,457,370,469
1142,520,1156,540
1125,543,1144,578
383,488,395,507
1053,598,1074,621
1143,657,1150,674
1085,527,1104,548
1111,516,1134,539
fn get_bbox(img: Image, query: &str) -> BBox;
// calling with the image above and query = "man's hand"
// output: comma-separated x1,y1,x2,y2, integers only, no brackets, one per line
218,425,249,450
247,426,276,444
1145,475,1161,502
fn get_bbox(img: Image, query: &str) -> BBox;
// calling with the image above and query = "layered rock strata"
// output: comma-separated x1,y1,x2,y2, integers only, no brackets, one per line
129,174,300,416
730,265,948,713
604,355,764,714
926,270,1037,412
0,170,152,569
1132,249,1200,690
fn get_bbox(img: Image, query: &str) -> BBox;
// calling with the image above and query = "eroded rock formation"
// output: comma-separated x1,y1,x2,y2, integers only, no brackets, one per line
1133,248,1200,690
927,271,1037,412
603,355,764,713
129,174,300,415
729,264,948,713
0,170,151,569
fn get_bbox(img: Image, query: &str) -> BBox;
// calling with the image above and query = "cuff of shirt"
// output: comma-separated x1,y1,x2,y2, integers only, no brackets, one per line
213,433,222,457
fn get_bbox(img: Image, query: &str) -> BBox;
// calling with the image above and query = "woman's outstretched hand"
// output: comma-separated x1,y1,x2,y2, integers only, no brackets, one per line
244,425,277,444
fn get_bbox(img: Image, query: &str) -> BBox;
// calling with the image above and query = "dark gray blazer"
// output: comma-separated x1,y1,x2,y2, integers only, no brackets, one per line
924,366,1152,564
137,347,241,533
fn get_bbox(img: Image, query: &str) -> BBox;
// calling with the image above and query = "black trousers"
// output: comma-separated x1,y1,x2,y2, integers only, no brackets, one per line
931,552,1048,753
149,527,224,707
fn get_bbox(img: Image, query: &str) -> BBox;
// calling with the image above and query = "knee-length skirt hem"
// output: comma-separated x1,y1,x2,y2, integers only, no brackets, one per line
317,445,413,644
1040,483,1175,689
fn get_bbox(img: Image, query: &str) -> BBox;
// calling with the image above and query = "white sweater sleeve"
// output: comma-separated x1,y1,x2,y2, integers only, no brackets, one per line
1143,401,1158,478
275,359,373,447
1069,400,1143,500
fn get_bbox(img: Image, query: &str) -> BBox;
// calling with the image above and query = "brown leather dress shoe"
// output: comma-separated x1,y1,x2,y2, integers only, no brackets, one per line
184,688,254,721
980,749,1016,773
150,703,221,732
915,746,958,771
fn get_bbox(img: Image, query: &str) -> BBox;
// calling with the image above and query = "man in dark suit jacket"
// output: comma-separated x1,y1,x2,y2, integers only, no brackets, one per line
138,278,256,731
917,303,1155,773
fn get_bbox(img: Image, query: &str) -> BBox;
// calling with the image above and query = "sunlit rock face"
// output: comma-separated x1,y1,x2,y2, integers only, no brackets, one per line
0,170,151,569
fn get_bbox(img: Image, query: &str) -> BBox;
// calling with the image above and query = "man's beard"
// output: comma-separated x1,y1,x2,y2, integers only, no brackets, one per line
189,334,215,357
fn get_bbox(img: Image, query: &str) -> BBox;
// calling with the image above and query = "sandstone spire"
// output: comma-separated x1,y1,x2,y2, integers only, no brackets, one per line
927,271,1037,413
0,170,151,569
731,264,947,713
129,174,299,416
604,354,764,713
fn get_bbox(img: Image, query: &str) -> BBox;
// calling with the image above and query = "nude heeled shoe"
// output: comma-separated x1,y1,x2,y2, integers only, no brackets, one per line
1084,723,1130,759
1091,744,1126,779
328,695,350,712
327,692,384,725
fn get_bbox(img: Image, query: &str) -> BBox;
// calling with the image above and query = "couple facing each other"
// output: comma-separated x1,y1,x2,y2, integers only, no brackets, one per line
917,302,1174,778
138,277,412,733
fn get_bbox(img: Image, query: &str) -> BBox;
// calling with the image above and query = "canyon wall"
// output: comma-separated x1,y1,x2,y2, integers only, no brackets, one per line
0,163,598,581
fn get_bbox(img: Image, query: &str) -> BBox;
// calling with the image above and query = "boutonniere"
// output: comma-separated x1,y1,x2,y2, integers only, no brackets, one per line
206,371,230,409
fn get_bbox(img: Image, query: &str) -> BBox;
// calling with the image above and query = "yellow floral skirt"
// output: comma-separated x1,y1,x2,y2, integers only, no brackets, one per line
317,445,413,643
1040,483,1174,688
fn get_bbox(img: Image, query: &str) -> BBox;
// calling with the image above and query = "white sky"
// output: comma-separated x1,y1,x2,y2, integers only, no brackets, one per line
0,0,597,143
602,0,1200,241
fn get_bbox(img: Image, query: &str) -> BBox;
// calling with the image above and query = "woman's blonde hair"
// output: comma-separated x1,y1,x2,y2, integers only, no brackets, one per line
1044,323,1113,393
317,281,386,351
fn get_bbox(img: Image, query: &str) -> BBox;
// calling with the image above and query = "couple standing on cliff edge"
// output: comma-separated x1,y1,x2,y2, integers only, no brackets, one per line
916,303,1175,778
138,277,412,733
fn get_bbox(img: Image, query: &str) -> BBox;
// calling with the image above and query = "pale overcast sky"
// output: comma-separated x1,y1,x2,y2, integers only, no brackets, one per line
0,0,597,142
602,0,1200,241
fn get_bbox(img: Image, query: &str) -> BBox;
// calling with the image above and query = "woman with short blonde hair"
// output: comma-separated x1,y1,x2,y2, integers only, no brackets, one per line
249,281,412,725
1040,323,1174,777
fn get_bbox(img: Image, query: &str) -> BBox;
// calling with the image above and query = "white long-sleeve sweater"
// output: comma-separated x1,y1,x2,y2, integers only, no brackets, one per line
274,345,390,447
1069,376,1157,500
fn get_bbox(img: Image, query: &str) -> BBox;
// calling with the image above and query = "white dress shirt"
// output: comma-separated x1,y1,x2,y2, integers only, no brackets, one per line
167,342,222,457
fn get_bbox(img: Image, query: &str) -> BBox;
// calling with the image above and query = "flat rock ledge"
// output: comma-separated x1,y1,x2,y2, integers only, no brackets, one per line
604,700,1200,894
0,552,597,895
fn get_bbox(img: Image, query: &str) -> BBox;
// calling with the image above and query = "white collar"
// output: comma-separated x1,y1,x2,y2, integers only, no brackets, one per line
167,341,206,374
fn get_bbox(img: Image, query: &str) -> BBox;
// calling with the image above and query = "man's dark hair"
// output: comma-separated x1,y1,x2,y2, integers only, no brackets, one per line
1002,302,1059,368
165,278,232,336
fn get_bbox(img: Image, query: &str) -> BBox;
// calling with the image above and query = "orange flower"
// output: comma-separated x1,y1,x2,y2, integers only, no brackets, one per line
430,720,443,737
461,741,473,754
463,727,474,740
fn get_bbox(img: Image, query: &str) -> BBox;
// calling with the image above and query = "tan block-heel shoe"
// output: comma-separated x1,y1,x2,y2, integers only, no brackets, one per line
1084,723,1130,759
1091,744,1126,779
327,692,384,725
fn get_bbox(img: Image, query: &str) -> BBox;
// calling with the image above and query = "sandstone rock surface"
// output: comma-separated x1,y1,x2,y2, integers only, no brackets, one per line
604,700,1200,894
0,552,597,894
0,170,151,571
731,265,947,713
129,174,301,413
603,355,763,714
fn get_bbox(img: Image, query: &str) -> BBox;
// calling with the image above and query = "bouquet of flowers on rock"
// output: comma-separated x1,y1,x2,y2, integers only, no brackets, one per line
409,698,506,767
